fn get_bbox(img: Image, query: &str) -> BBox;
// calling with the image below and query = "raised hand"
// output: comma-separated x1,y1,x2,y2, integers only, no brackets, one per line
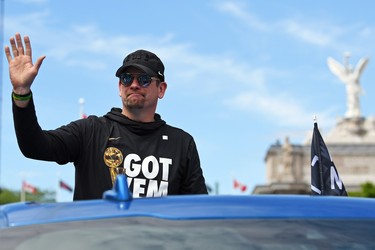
4,33,46,95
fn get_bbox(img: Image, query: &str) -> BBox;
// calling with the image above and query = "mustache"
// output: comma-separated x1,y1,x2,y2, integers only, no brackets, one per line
126,91,145,97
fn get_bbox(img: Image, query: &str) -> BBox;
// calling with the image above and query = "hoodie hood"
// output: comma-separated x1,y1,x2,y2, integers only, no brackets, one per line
104,108,166,135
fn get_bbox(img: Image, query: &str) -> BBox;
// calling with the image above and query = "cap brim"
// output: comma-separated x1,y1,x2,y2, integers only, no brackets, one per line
115,63,156,77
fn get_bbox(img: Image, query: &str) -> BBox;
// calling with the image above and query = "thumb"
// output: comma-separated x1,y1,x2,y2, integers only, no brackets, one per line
34,55,46,71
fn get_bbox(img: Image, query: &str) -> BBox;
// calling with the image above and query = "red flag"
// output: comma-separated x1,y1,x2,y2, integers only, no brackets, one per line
59,180,73,192
233,179,247,192
22,181,37,194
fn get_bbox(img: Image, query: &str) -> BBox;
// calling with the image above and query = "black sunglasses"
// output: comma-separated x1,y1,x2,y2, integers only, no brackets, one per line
119,73,160,88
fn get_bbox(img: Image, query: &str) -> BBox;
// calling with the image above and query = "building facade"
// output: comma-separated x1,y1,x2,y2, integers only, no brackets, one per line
253,55,375,194
254,118,375,194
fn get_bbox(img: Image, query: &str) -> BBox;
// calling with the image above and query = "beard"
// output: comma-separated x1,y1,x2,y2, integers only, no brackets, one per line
124,95,145,109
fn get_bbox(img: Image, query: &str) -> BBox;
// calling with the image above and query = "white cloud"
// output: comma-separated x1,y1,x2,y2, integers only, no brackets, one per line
359,26,374,38
280,20,335,46
224,90,335,128
4,10,51,33
215,1,370,52
15,0,48,4
216,1,269,31
65,59,107,71
3,6,336,131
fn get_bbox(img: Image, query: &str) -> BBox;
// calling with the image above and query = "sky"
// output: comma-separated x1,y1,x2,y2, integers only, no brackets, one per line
1,0,375,201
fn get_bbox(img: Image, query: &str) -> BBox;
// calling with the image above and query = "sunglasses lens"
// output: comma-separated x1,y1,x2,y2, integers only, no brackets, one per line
120,73,152,87
120,74,133,86
138,75,152,87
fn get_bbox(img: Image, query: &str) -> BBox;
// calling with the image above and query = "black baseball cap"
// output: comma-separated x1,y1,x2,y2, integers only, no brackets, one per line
115,49,165,81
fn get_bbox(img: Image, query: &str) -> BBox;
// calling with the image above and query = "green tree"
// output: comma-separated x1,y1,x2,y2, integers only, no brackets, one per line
349,182,375,198
0,187,56,205
0,188,19,204
360,182,375,198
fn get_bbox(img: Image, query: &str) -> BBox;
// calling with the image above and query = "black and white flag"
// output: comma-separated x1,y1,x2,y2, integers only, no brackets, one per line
311,121,347,196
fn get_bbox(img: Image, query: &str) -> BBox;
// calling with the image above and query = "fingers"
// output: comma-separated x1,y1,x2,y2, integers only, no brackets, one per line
5,33,46,69
4,46,12,63
15,33,25,56
24,36,32,57
7,33,29,58
10,36,18,57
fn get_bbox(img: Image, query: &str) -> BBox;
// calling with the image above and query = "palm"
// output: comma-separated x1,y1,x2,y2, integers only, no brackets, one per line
9,54,38,88
5,33,45,92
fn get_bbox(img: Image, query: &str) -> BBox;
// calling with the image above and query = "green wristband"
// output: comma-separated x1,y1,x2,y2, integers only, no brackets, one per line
12,92,32,101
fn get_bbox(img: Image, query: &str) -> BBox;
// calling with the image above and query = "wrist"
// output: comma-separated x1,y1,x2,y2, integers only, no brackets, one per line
12,87,31,96
12,91,32,101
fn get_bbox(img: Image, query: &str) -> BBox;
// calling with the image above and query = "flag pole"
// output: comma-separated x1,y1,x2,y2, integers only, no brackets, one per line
79,98,85,118
0,0,5,192
313,116,325,195
56,172,60,202
20,181,25,202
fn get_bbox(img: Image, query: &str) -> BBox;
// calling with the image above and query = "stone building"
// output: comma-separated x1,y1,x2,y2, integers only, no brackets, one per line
253,54,375,194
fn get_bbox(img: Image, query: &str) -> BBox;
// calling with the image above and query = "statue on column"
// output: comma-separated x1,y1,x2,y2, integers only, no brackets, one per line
327,52,369,119
282,137,296,181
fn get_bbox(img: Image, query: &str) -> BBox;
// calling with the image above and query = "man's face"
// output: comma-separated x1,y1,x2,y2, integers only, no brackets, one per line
119,67,167,113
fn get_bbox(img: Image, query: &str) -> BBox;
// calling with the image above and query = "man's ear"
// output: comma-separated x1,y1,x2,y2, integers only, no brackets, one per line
158,82,167,99
118,81,123,96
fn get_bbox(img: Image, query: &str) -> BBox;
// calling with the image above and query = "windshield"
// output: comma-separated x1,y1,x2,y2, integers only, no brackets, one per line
1,217,374,249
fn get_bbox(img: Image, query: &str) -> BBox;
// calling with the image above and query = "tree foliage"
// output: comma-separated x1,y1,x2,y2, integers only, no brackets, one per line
349,182,375,198
0,187,56,205
0,188,19,204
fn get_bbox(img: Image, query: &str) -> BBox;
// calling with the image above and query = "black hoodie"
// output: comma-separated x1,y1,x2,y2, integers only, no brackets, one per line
13,97,208,200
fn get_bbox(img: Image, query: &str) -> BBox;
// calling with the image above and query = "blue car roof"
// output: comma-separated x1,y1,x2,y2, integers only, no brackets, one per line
1,176,375,228
2,194,375,228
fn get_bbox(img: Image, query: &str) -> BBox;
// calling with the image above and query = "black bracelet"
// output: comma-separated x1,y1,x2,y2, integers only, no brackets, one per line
12,91,32,101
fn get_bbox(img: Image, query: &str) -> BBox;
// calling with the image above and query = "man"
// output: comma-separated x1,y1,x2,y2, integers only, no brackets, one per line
5,33,208,200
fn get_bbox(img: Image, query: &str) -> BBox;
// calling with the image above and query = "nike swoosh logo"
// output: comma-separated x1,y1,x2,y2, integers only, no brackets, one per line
108,137,121,141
